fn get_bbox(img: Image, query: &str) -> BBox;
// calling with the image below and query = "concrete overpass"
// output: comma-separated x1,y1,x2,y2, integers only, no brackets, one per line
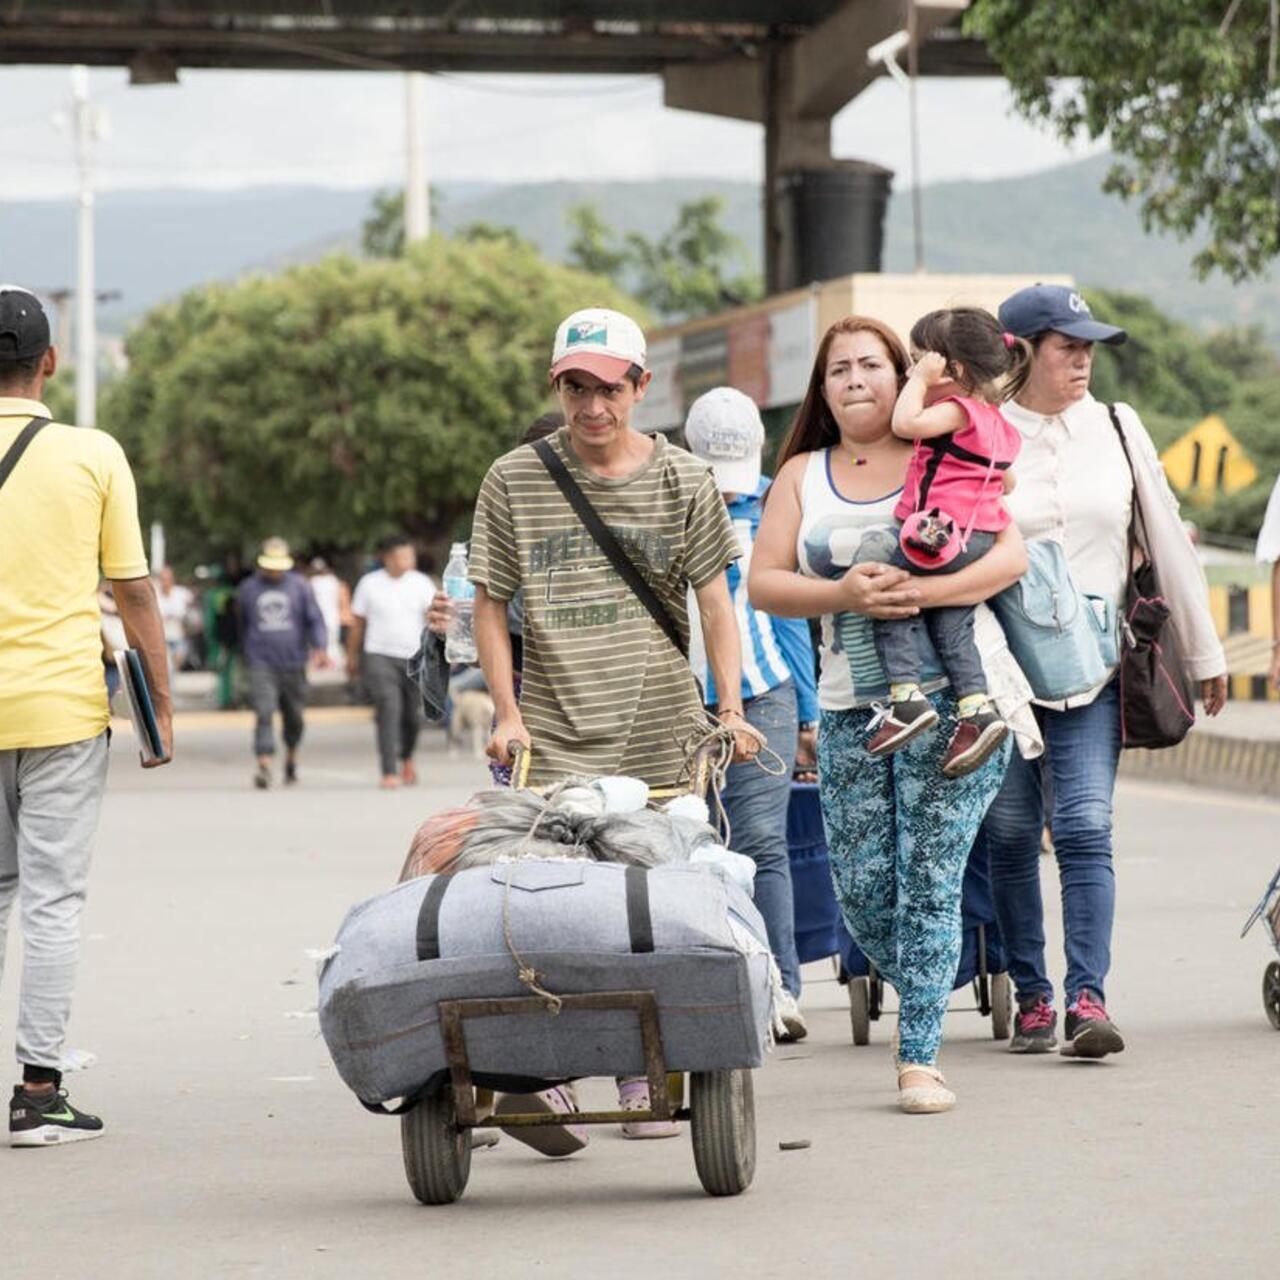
2,3,1000,289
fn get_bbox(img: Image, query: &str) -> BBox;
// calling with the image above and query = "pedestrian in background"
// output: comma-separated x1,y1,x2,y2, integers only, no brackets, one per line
983,284,1227,1058
347,535,436,789
155,565,194,672
0,285,172,1146
236,537,329,790
683,385,818,1042
1255,472,1280,689
307,556,348,667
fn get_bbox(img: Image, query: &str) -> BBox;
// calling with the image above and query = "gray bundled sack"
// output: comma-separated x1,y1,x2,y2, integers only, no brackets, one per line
318,859,774,1107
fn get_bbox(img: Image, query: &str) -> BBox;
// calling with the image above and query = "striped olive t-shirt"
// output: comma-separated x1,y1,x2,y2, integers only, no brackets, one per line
469,427,739,788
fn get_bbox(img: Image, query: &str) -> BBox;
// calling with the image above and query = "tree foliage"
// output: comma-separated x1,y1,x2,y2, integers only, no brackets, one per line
567,196,762,322
967,1,1280,280
361,187,445,258
101,237,638,565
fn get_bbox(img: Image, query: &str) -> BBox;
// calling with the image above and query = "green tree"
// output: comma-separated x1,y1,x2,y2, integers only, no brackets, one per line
566,202,630,279
101,236,639,566
1084,289,1234,422
625,197,762,322
361,187,445,258
967,1,1280,280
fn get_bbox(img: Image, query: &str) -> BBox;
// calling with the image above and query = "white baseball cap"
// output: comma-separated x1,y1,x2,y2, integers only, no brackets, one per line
550,307,647,383
683,386,765,495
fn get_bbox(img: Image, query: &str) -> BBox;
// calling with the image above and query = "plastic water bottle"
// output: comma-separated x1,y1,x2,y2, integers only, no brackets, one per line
443,542,477,664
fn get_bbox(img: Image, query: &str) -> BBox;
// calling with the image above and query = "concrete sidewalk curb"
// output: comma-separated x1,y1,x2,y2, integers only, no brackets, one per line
1120,731,1280,800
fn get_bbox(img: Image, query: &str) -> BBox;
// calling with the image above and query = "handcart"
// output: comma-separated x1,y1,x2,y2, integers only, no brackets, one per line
391,740,761,1204
400,992,756,1205
787,782,1011,1045
1240,864,1280,1030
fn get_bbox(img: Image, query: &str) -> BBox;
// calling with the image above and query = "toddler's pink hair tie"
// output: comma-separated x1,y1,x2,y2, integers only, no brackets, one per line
1002,331,1017,349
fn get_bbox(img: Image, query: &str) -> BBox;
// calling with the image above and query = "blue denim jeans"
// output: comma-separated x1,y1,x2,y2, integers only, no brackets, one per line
715,680,801,996
982,678,1121,1005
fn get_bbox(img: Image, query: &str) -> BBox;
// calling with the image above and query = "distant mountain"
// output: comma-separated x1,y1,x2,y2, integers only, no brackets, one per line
2,156,1275,344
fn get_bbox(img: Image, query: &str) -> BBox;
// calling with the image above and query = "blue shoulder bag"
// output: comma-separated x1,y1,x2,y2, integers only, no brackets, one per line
991,538,1115,700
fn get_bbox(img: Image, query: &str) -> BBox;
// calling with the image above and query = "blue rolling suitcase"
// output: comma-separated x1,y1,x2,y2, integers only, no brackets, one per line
786,783,1012,1044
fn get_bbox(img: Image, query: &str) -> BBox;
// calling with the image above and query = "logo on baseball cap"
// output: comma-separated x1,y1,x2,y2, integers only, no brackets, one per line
0,286,51,363
550,307,647,383
998,284,1126,346
684,386,765,496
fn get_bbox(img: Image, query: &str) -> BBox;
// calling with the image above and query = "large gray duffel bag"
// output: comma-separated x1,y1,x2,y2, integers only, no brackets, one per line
318,859,774,1108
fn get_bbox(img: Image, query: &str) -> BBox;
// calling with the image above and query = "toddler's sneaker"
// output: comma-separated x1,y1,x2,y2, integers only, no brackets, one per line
1061,990,1125,1058
941,706,1008,778
866,694,939,757
618,1078,680,1140
1009,994,1058,1053
10,1085,104,1147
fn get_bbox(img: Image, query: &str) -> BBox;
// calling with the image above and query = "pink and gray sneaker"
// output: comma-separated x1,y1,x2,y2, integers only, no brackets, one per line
1009,994,1058,1053
618,1077,680,1140
1061,990,1125,1058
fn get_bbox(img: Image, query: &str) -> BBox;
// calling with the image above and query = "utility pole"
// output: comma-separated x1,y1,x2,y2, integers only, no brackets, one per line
69,66,106,427
403,72,429,244
906,2,925,273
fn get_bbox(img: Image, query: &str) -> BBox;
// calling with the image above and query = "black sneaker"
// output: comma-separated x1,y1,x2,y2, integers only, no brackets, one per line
866,695,939,757
284,760,298,785
1009,995,1058,1053
10,1086,104,1147
1061,991,1125,1058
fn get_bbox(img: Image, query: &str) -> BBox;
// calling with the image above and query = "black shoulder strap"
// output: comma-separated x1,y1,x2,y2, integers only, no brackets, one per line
531,437,688,659
0,417,50,493
1106,404,1147,580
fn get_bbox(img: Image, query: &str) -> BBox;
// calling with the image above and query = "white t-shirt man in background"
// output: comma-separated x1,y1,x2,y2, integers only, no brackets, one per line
347,536,436,789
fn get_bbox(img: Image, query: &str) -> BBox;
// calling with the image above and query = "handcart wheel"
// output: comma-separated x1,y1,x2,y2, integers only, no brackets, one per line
1263,962,1280,1031
848,976,871,1046
690,1069,756,1197
990,971,1012,1041
401,1086,472,1205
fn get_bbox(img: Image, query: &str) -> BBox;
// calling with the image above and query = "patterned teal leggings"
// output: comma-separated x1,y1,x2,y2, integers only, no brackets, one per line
818,691,1010,1066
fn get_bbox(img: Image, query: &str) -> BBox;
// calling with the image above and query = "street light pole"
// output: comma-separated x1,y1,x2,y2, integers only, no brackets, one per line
70,65,99,427
403,72,429,243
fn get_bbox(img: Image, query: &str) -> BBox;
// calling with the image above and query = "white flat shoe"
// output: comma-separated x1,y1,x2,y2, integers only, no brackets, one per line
897,1063,955,1114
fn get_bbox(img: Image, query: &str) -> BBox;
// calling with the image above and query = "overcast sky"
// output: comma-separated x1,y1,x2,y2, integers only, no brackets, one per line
0,65,1100,199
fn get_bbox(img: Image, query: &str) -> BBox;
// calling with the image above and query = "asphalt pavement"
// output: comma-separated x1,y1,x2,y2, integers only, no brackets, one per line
2,711,1276,1279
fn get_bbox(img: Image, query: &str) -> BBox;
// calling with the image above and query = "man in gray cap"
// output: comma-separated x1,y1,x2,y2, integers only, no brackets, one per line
0,286,172,1146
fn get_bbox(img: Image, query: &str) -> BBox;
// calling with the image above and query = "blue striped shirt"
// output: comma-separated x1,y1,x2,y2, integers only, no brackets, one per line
688,478,819,722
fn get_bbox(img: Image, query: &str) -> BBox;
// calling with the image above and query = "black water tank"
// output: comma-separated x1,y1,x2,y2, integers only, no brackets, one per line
776,160,894,290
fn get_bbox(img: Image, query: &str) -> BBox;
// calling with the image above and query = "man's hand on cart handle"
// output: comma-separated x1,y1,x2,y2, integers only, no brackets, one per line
487,714,531,767
717,708,765,764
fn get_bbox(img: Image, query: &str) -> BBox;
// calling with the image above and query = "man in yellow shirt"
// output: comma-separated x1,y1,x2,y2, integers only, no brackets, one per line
0,286,173,1147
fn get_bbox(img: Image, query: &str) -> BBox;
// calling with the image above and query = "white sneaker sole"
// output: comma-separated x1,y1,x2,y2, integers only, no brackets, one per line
11,1124,104,1147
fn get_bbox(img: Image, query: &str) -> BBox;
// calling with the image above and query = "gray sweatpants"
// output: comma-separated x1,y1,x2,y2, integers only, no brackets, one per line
248,665,307,757
0,733,109,1073
362,652,421,777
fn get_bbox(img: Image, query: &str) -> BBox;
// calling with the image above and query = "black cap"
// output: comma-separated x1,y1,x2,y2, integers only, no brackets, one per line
997,284,1126,346
0,287,52,363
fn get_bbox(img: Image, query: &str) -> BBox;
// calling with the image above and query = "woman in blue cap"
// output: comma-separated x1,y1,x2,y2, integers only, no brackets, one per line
982,284,1227,1058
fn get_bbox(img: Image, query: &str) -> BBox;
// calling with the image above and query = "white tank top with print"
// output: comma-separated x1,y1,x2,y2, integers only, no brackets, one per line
796,448,946,711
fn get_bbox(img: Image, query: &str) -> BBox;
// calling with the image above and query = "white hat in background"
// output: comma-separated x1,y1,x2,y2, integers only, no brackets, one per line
684,386,766,495
550,307,647,383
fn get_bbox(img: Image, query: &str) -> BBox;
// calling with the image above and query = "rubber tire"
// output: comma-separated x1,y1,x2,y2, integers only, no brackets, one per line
401,1088,472,1205
1264,961,1280,1031
990,971,1012,1041
849,976,871,1046
690,1069,757,1197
